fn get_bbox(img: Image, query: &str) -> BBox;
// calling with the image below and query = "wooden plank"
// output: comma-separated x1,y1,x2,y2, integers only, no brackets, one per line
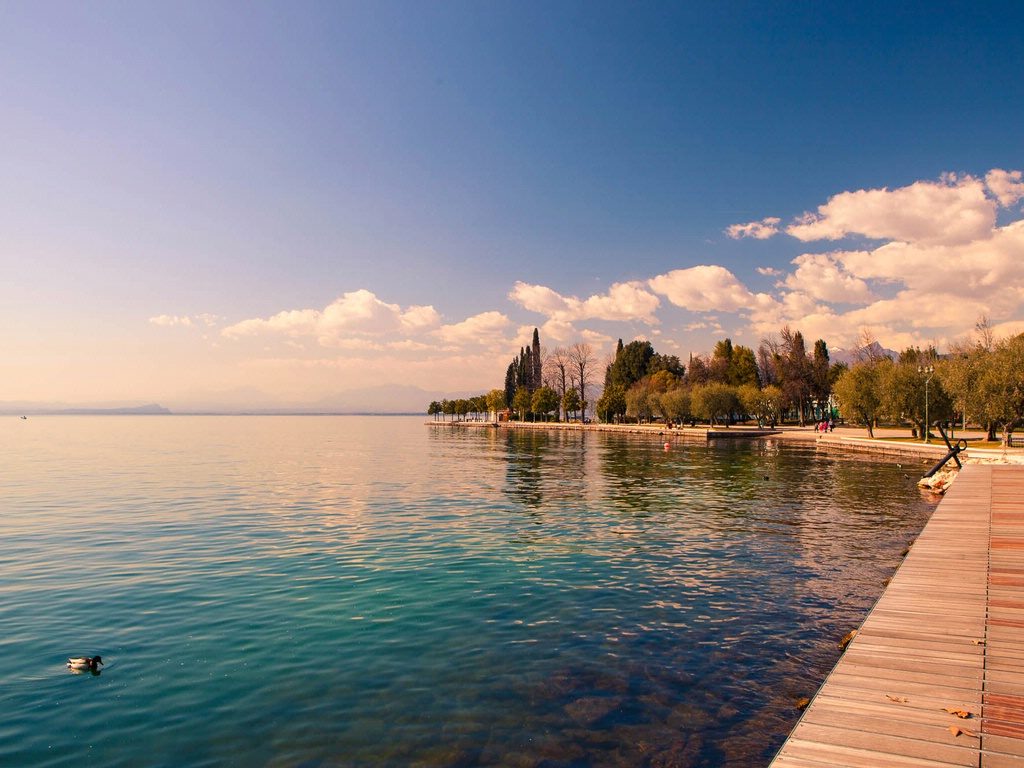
771,465,1024,767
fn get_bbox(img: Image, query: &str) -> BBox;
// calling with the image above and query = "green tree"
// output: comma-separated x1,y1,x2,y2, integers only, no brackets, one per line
730,344,760,387
810,339,831,418
596,383,627,423
562,387,582,420
937,342,992,436
606,340,655,389
441,398,454,422
625,381,656,423
531,386,560,422
976,334,1024,445
708,338,733,383
738,384,772,427
427,401,441,421
658,387,692,424
512,387,533,421
691,383,739,426
504,361,518,412
485,389,506,421
880,359,952,439
761,385,785,427
833,360,890,437
648,353,685,377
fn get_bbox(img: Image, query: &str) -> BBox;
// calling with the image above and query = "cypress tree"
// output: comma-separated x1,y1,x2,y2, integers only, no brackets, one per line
504,361,517,409
531,328,542,390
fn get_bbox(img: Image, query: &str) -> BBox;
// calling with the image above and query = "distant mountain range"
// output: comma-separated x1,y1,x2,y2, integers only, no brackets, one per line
1,402,172,416
2,384,470,416
830,341,898,366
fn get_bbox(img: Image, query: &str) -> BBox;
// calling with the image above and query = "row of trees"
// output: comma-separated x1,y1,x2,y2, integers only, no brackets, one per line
595,329,839,427
499,329,600,422
834,322,1024,444
429,317,1024,445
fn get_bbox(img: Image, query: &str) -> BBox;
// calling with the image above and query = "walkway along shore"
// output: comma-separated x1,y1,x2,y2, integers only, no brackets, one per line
770,463,1024,767
427,419,1024,467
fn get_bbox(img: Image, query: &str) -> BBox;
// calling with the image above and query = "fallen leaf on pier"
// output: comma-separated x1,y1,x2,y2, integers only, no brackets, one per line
949,725,978,738
886,695,909,703
942,708,973,719
972,639,986,646
839,630,857,650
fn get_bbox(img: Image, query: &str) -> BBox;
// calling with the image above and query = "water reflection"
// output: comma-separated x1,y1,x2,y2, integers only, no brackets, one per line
1,417,937,768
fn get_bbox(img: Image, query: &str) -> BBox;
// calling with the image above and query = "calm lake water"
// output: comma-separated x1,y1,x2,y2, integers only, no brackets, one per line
0,416,936,767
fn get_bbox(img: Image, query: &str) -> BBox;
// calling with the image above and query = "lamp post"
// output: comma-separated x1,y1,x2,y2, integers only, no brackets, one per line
918,364,934,443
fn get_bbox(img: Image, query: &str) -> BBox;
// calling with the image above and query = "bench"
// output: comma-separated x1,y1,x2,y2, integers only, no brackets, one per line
1010,435,1024,448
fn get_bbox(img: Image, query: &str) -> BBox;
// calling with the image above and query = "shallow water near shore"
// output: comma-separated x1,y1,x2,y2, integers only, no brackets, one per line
0,415,936,767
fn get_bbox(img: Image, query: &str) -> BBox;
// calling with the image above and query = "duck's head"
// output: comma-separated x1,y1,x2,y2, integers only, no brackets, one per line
91,656,104,666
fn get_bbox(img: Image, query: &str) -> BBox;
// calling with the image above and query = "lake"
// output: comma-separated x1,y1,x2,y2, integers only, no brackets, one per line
0,416,936,766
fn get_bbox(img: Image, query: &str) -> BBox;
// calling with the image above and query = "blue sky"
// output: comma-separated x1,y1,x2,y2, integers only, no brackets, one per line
2,2,1022,410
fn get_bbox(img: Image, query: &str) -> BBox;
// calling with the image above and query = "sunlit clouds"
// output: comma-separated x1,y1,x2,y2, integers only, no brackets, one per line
143,168,1024,406
726,217,781,240
648,265,773,313
985,169,1024,208
149,313,220,328
508,281,661,324
785,173,996,245
221,289,441,346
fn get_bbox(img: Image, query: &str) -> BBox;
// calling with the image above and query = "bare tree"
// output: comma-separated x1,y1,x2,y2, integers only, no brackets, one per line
854,328,888,363
544,347,571,421
757,334,781,385
569,342,597,421
975,314,995,352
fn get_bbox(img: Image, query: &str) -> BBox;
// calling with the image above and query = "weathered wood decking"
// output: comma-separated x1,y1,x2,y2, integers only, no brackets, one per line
771,464,1024,767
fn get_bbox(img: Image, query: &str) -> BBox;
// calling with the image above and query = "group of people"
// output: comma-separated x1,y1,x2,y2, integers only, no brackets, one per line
817,419,835,433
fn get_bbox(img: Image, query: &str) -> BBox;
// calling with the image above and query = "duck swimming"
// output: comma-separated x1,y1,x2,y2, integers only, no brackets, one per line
67,655,103,672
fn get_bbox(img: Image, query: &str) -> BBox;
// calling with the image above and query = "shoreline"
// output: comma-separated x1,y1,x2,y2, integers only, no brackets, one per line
427,419,1024,466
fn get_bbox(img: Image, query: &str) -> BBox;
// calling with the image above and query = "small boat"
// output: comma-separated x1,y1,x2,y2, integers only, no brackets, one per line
67,655,103,672
20,415,27,420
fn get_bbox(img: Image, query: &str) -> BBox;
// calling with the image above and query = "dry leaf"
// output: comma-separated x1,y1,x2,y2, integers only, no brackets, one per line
942,707,973,719
949,725,979,738
795,697,810,711
839,630,857,650
972,639,986,646
886,695,909,703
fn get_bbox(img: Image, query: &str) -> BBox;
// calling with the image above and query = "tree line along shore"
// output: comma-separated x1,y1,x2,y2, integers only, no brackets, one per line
428,320,1024,447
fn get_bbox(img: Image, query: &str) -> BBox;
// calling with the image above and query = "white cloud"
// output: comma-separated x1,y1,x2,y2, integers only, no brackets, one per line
648,265,773,312
537,318,577,342
149,314,192,327
756,266,782,276
786,173,996,245
508,280,660,324
434,311,511,346
986,169,1024,208
782,253,874,304
222,308,318,339
726,217,781,239
222,289,440,346
580,328,614,344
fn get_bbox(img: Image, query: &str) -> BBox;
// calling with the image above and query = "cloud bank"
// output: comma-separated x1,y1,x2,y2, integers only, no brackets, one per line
151,168,1024,399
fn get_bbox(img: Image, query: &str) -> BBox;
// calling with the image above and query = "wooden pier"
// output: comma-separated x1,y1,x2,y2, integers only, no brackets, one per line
771,464,1024,767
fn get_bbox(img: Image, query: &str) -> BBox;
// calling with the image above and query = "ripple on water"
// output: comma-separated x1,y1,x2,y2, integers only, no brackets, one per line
0,416,936,766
